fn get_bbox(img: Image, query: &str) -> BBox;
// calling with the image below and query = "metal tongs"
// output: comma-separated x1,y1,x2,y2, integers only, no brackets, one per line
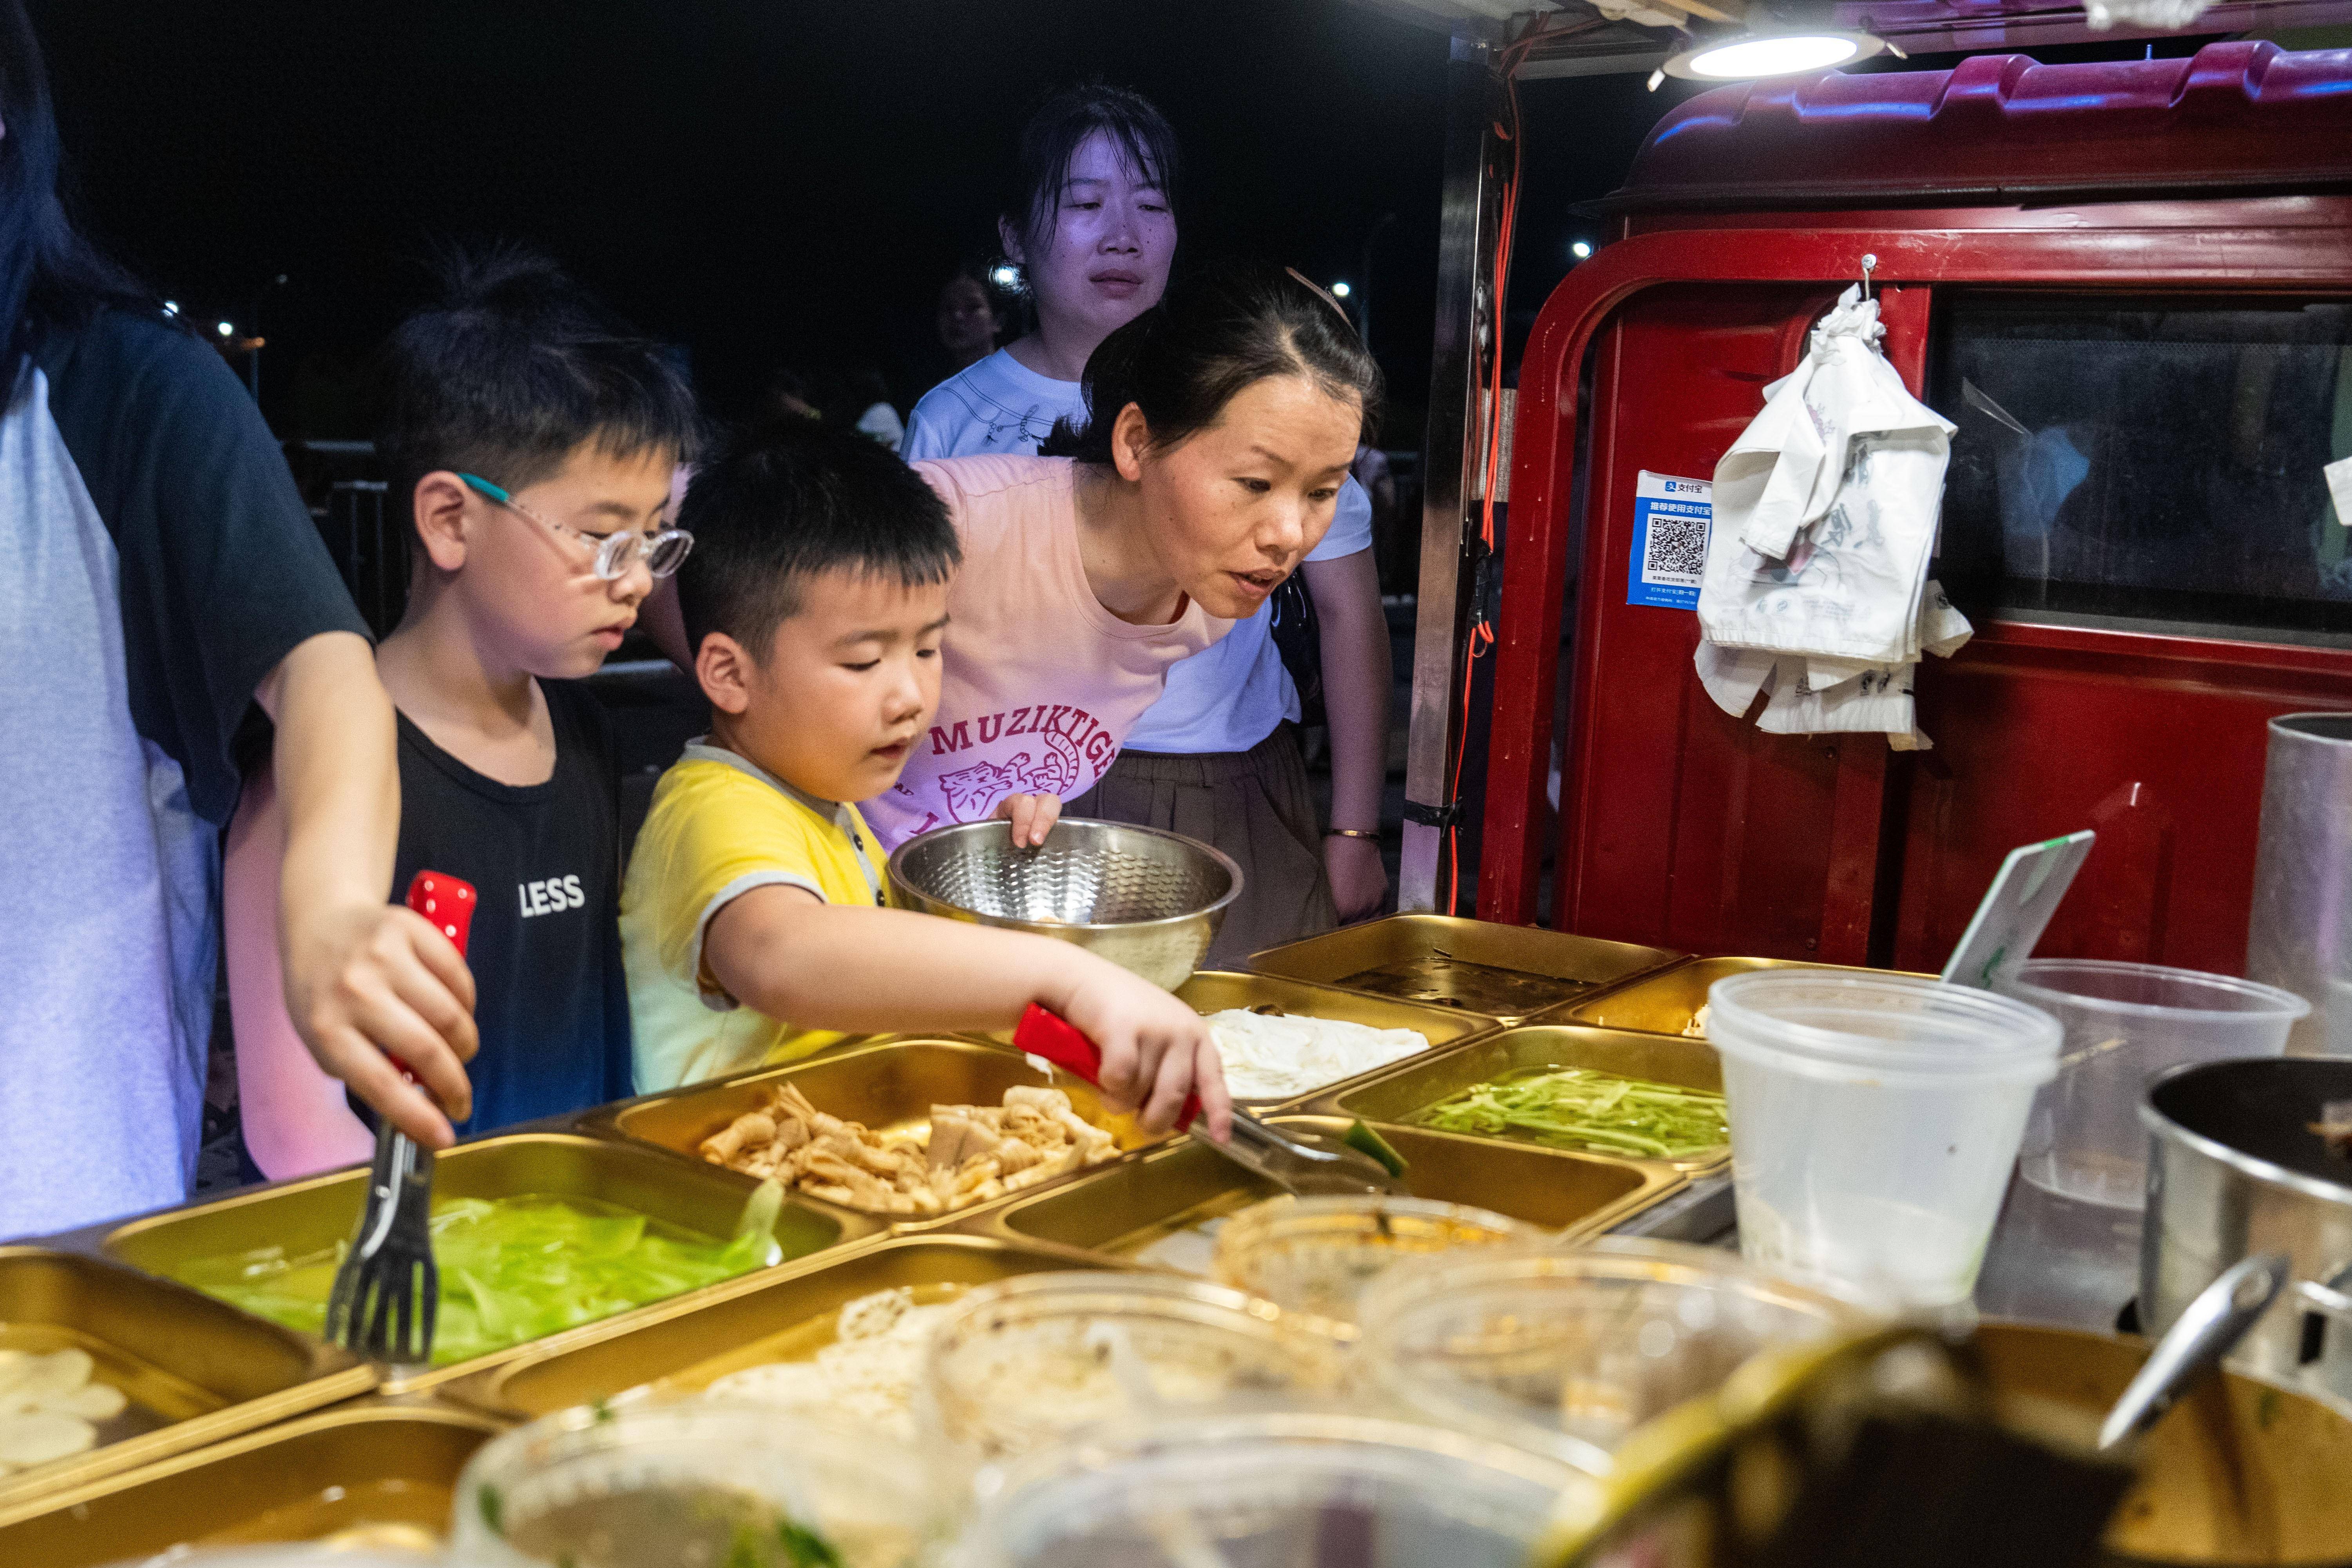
1012,1004,1405,1197
324,870,476,1366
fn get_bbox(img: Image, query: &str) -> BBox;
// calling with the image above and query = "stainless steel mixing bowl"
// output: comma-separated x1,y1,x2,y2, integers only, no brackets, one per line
885,818,1241,989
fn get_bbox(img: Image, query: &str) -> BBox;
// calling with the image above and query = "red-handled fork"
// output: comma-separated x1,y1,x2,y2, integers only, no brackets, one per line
1011,1004,1403,1197
323,871,475,1367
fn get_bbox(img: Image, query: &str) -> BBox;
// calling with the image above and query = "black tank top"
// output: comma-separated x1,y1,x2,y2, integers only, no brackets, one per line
385,679,631,1136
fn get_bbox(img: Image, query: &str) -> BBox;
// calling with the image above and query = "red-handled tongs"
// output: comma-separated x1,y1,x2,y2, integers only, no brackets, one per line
324,870,476,1367
1013,1004,1404,1197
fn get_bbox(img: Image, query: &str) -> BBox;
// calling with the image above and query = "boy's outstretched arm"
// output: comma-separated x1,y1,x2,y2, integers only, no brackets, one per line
704,886,1233,1140
254,631,479,1145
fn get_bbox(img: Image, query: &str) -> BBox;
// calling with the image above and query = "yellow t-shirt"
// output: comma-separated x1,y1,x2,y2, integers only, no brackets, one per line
621,742,889,1093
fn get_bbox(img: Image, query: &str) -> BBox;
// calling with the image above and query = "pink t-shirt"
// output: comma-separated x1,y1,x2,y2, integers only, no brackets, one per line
862,455,1230,847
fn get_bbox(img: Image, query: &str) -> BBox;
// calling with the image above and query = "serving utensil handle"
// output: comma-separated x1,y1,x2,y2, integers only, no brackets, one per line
389,871,476,1084
1014,1003,1202,1130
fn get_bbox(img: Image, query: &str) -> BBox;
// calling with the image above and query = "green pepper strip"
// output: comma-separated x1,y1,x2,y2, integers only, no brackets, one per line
1412,1069,1728,1160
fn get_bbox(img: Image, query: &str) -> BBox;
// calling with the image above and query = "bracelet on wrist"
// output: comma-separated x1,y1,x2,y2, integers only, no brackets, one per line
1325,828,1380,841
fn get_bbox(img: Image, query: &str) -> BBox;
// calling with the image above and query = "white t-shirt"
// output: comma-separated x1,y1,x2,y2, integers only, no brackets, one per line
904,349,1374,756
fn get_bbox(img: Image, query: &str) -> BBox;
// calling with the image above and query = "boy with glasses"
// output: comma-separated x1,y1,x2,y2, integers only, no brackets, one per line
226,251,701,1177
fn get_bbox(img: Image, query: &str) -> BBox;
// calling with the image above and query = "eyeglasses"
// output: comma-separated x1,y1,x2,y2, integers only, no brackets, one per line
457,473,694,580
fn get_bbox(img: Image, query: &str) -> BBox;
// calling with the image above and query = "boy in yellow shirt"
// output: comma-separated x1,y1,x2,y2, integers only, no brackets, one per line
621,419,1231,1138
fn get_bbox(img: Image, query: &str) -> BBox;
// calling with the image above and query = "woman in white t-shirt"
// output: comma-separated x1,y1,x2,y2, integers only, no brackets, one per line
904,84,1394,964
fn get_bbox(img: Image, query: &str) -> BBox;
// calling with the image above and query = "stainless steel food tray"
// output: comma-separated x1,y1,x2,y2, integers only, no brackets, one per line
579,1036,1156,1228
0,1400,502,1564
0,1247,376,1508
1249,914,1683,1024
101,1132,848,1394
440,1231,1132,1422
1326,1023,1729,1175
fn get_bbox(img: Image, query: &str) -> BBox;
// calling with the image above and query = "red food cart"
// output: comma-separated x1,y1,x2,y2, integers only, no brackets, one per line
1385,8,2352,977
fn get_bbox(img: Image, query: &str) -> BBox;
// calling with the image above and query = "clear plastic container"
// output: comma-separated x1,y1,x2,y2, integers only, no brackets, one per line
1353,1240,1868,1473
444,1398,936,1568
921,1271,1346,1461
947,1409,1594,1568
1998,959,2307,1208
1210,1195,1535,1326
1706,970,2062,1310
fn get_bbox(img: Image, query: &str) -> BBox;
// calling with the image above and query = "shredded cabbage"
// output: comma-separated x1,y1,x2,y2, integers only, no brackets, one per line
173,1186,784,1366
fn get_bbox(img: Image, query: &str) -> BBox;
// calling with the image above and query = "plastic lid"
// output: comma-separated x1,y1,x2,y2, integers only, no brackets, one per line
1706,970,2061,1085
1210,1195,1535,1325
2001,958,2311,1021
923,1271,1346,1460
447,1397,934,1568
956,1409,1592,1567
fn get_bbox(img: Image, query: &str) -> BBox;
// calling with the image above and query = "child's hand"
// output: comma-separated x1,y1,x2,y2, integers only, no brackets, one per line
1057,960,1233,1141
992,792,1062,849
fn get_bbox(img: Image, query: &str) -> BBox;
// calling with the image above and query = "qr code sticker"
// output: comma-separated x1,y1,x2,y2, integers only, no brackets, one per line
1642,508,1709,585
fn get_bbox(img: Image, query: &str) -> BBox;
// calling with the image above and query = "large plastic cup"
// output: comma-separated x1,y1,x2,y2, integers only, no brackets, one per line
1996,960,2307,1209
446,1399,940,1568
947,1409,1593,1568
1707,970,2062,1311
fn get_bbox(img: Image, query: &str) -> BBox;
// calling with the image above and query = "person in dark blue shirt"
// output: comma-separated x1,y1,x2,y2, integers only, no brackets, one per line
0,0,477,1235
228,249,699,1174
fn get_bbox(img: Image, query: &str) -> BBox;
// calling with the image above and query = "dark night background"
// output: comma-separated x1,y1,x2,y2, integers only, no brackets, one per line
25,0,1707,444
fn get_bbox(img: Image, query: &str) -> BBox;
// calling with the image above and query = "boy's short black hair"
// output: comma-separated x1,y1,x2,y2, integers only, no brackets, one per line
374,246,701,537
676,415,961,660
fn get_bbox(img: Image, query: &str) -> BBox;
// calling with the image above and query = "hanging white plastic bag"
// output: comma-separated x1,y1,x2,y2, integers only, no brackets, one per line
1695,581,1971,750
1698,285,1957,668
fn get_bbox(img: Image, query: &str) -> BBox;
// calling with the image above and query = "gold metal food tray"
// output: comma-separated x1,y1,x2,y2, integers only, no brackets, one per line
1327,1023,1730,1174
0,1248,376,1510
442,1231,1131,1422
581,1036,1159,1227
0,1399,502,1564
1248,914,1683,1024
974,1115,1679,1271
103,1132,849,1394
1544,956,1927,1036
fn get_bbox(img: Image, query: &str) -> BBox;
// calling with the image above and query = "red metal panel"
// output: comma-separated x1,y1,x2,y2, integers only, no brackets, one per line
1616,42,2352,208
1892,624,2352,974
1480,204,2352,937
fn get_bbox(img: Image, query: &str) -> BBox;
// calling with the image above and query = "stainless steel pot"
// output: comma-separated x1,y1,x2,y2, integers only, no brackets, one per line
2140,1057,2352,1402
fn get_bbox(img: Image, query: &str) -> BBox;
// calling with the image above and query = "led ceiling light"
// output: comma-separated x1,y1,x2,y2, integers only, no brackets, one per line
1662,28,1885,80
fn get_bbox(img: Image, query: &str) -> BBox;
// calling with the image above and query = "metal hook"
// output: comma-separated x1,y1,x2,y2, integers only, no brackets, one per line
1860,253,1878,302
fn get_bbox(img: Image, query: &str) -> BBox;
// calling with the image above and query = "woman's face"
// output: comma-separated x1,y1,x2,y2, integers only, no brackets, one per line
1003,129,1175,355
936,276,997,359
1117,373,1363,622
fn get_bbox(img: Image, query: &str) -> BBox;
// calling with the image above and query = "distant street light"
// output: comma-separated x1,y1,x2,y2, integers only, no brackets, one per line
1330,281,1352,298
1571,240,1593,260
989,263,1020,289
162,300,179,315
216,320,234,337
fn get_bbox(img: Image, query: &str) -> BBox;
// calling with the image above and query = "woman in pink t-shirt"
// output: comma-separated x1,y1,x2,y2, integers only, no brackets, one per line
864,267,1382,850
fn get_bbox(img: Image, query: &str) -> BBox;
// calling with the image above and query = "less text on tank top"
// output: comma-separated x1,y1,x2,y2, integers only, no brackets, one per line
382,679,632,1135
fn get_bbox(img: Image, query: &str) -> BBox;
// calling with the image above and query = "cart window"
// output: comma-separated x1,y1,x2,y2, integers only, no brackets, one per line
1932,296,2352,641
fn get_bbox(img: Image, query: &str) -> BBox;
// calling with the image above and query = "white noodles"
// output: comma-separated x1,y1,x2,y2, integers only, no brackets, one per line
1204,1010,1431,1100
